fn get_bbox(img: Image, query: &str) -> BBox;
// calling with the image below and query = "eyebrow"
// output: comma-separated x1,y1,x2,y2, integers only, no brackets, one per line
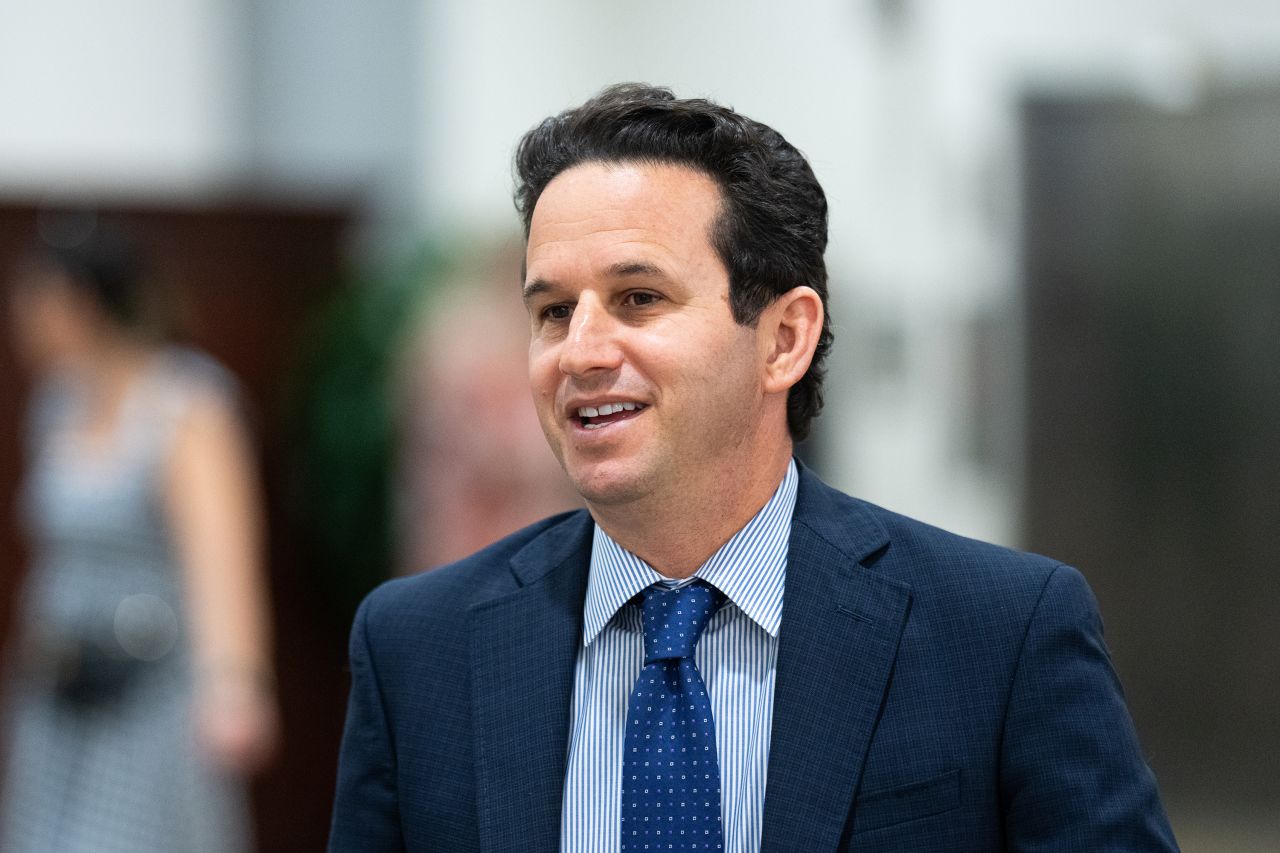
606,260,666,279
522,260,669,302
521,278,553,302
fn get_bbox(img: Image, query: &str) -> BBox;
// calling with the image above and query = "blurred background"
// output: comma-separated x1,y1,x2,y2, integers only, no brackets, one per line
0,0,1277,849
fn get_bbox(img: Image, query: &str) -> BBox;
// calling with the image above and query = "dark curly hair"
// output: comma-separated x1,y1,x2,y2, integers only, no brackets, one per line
513,83,833,441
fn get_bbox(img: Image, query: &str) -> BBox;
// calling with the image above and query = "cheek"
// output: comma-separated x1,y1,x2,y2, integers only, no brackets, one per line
527,348,560,405
655,325,754,383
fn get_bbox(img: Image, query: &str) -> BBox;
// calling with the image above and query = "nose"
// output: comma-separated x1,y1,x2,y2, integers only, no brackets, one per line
558,293,623,378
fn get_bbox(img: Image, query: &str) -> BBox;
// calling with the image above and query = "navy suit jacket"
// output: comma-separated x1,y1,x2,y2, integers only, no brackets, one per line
329,467,1177,851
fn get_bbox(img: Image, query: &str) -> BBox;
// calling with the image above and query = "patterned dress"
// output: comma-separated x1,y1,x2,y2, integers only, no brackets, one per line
1,348,250,853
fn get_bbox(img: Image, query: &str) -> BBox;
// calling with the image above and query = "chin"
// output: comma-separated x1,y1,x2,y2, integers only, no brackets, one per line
564,460,654,508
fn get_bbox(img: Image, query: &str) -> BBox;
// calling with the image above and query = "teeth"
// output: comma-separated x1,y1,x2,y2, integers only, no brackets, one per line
576,402,644,419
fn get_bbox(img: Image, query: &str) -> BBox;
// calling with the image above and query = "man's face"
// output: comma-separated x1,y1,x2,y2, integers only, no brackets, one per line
524,161,771,511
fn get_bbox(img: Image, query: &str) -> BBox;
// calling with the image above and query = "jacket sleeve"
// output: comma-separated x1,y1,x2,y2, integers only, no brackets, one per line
1000,564,1179,851
329,595,406,853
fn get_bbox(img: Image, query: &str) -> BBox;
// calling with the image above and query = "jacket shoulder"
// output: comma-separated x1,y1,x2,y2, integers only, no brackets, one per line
356,508,589,634
797,469,1069,620
871,502,1061,585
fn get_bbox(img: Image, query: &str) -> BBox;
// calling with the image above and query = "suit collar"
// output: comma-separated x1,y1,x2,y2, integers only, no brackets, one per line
790,461,892,565
508,509,594,588
761,465,913,852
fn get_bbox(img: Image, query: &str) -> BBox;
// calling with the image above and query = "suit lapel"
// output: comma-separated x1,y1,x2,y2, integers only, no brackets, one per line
470,512,592,853
761,470,912,852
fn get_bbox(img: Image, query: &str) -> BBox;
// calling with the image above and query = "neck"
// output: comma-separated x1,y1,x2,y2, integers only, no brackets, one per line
589,443,794,579
67,335,154,413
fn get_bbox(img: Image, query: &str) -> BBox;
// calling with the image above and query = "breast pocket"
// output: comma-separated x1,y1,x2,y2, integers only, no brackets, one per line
852,768,962,833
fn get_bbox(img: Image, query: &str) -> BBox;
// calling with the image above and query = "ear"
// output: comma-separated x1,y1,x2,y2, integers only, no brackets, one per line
759,286,823,395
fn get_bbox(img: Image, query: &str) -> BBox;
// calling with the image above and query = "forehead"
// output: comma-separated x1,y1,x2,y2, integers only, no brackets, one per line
526,162,724,277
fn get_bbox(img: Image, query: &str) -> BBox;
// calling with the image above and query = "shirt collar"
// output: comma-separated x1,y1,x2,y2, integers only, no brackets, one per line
582,459,797,645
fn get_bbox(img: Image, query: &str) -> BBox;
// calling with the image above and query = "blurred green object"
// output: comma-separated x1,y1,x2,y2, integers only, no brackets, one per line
286,244,445,627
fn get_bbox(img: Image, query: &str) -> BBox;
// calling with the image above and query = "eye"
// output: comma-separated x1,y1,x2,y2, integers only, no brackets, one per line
541,303,572,322
624,291,661,308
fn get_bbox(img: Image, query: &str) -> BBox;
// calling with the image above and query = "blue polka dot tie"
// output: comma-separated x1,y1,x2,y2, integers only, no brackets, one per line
622,580,726,852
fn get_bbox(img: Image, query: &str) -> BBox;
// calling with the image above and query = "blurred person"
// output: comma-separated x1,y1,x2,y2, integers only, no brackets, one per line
330,85,1177,851
0,228,278,853
395,246,580,572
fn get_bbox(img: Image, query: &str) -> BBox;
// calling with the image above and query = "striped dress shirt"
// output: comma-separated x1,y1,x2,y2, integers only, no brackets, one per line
560,460,798,853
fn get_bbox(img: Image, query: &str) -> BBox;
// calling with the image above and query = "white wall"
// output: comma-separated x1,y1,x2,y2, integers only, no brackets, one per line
416,1,880,246
0,0,245,197
244,0,422,258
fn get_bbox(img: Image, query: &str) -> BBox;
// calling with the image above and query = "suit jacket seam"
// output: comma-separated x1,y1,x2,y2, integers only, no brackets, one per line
356,599,403,793
994,561,1067,796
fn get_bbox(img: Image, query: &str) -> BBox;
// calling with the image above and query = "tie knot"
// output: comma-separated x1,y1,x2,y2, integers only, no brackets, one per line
638,580,724,663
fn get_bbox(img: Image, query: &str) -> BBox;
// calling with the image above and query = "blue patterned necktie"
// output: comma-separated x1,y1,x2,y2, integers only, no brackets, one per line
622,580,727,852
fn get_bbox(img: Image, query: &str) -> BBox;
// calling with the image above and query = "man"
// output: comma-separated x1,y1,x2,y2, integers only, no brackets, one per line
330,84,1178,852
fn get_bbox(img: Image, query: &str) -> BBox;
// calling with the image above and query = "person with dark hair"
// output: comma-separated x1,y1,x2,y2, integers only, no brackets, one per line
330,85,1177,851
1,227,278,852
511,83,833,442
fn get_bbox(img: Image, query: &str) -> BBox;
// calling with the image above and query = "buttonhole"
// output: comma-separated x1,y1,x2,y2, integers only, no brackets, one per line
836,605,871,623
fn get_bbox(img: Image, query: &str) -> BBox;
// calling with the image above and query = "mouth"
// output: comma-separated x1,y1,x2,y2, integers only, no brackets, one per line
572,401,647,431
